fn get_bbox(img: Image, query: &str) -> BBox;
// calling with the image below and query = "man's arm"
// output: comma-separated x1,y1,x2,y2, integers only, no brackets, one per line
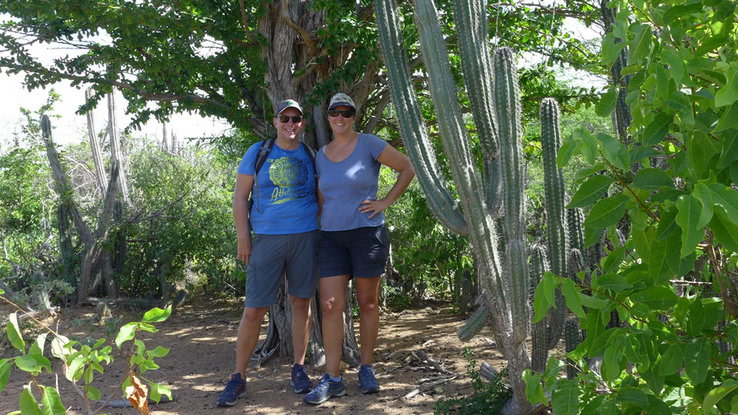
233,173,255,265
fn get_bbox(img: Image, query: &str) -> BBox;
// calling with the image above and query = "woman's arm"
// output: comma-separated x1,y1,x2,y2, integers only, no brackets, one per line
359,144,415,219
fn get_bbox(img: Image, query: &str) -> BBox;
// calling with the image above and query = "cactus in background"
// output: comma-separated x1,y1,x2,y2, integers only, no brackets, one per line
564,317,581,379
375,0,570,410
529,245,550,373
567,208,587,264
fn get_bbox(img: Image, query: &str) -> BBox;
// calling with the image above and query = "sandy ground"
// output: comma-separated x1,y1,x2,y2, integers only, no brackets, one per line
0,299,508,414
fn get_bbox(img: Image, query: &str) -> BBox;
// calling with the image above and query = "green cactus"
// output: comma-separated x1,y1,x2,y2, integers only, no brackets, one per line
567,208,587,263
457,305,490,341
564,317,581,379
376,0,569,409
529,244,549,373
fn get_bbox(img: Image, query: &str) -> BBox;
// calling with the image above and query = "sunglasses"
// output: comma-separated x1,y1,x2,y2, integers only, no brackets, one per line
278,115,303,123
327,109,355,118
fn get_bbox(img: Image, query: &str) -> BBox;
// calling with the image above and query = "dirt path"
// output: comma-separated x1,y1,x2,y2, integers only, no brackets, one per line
1,300,506,414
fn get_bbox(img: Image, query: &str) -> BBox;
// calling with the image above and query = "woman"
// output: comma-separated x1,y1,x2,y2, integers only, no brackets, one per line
303,93,415,405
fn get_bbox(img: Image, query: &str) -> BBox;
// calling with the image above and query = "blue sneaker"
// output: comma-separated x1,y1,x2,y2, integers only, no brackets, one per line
216,373,246,407
303,373,346,405
290,364,313,394
358,364,380,394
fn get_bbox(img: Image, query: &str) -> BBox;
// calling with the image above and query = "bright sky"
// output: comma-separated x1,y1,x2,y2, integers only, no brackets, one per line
0,68,232,148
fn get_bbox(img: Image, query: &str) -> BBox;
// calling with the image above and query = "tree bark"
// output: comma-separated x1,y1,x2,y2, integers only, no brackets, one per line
86,88,108,196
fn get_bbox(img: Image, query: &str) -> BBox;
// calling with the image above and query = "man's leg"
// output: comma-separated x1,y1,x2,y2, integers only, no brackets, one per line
235,306,269,377
289,295,311,365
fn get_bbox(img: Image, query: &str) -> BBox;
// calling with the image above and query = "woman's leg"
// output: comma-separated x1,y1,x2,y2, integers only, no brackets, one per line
355,276,381,365
320,274,350,377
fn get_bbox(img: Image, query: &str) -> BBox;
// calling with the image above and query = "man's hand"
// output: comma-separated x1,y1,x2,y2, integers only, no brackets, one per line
237,236,253,265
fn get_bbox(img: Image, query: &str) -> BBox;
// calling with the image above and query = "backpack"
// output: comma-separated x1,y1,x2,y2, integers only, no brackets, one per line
248,138,318,214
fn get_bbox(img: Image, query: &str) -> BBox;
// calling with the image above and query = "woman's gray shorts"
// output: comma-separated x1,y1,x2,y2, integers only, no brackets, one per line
245,230,319,308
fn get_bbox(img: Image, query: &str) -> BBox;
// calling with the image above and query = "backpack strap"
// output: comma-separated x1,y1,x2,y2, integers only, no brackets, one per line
250,138,275,215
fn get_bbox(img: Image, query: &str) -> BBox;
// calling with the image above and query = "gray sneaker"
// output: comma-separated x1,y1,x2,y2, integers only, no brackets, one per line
303,373,346,405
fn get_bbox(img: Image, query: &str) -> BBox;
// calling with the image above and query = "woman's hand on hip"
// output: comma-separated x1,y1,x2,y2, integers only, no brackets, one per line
359,198,391,219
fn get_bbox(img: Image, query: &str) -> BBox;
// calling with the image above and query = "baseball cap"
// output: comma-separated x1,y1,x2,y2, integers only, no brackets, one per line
276,99,304,115
328,93,356,110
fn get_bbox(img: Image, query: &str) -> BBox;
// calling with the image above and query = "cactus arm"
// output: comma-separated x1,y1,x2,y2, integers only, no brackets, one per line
540,97,569,349
413,0,505,306
453,0,502,217
493,48,526,240
375,0,468,235
529,244,550,373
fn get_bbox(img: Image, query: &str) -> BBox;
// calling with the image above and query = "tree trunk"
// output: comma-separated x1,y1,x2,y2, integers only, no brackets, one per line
86,88,108,196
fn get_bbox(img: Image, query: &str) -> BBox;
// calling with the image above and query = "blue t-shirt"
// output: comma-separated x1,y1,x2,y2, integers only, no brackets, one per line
317,133,389,231
237,141,319,235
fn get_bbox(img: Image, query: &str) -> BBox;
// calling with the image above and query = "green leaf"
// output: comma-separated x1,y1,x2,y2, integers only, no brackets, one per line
0,288,4,295
718,130,738,169
603,344,623,381
150,382,172,404
584,194,629,229
0,360,11,393
661,46,685,83
715,66,738,107
676,195,703,258
568,175,612,208
685,338,711,384
710,209,738,252
598,134,630,170
551,379,579,415
596,89,618,117
617,387,649,407
647,395,673,414
687,298,705,336
523,370,548,406
595,274,632,292
693,183,714,229
543,271,556,308
561,278,585,318
86,385,101,401
20,387,44,415
557,139,581,168
642,113,674,146
50,335,70,360
633,168,674,190
704,380,738,414
713,104,738,133
41,386,66,415
630,146,661,162
628,23,652,65
631,286,679,310
573,128,598,164
16,354,41,373
580,294,608,309
7,312,26,353
116,322,138,348
142,305,172,323
709,183,738,225
663,2,703,24
601,33,627,65
147,346,170,358
658,344,684,376
533,282,549,324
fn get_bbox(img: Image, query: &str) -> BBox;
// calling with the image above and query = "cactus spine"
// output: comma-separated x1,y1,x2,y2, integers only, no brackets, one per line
529,244,550,373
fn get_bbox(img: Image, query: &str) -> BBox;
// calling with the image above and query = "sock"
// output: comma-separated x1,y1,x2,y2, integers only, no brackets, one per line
293,363,303,370
329,374,342,382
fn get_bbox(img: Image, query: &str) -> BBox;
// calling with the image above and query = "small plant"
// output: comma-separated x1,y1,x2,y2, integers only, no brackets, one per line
0,288,172,415
435,348,512,415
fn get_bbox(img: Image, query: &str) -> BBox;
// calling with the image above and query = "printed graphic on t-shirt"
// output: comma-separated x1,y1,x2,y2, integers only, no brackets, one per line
268,156,311,204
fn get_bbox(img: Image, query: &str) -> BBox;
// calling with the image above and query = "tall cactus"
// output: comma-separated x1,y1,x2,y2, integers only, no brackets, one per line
376,0,539,410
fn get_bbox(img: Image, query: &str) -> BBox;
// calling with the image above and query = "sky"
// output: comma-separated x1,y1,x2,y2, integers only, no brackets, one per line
0,67,232,148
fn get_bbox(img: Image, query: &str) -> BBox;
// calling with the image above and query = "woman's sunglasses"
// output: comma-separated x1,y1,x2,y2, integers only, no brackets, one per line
327,109,355,118
279,115,303,123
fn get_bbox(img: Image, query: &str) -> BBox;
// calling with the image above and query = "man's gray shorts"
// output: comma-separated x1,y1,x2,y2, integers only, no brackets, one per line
245,230,319,308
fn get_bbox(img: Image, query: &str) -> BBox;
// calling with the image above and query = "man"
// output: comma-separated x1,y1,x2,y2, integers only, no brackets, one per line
217,99,318,407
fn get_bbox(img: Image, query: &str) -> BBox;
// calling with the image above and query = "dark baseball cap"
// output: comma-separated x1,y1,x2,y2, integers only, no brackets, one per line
276,99,304,115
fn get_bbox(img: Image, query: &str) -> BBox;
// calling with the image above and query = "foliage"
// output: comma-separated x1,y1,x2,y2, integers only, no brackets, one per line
0,288,172,414
121,143,238,297
435,348,512,415
526,0,738,412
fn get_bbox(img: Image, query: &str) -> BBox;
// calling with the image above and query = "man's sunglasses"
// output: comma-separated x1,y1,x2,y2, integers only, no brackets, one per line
278,115,303,123
327,109,355,118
